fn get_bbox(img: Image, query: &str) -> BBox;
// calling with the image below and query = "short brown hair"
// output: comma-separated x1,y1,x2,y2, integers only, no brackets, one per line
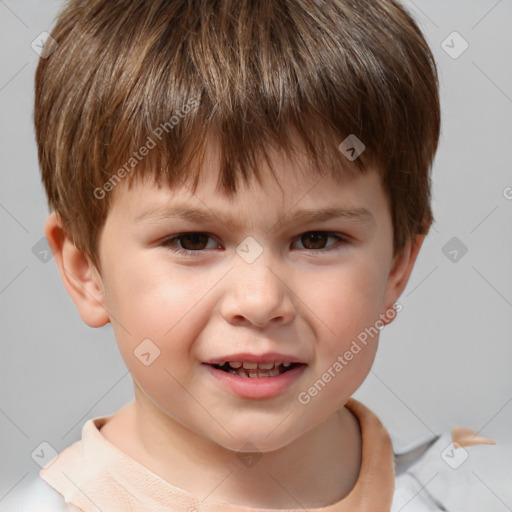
34,0,440,273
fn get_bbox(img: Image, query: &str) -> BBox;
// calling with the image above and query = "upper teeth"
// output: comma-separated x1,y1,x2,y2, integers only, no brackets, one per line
217,361,292,369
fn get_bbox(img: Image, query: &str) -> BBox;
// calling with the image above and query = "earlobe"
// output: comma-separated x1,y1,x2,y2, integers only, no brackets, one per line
380,233,426,327
45,213,110,328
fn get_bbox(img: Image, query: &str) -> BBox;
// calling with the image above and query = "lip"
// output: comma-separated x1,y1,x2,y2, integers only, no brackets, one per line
204,362,307,399
203,352,305,364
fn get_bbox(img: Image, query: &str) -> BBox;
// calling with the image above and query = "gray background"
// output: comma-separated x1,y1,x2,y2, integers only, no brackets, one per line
1,0,511,506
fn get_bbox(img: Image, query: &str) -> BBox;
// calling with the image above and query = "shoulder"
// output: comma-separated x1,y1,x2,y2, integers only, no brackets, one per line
390,428,512,512
8,475,80,512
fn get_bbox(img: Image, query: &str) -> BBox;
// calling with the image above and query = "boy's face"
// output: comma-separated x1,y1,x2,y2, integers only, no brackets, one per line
50,139,423,453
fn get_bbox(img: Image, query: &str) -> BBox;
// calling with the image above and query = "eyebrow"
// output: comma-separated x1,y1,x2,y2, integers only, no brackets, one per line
134,205,375,231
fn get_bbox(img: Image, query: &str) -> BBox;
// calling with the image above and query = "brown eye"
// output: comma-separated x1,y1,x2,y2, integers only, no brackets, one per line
300,232,330,250
162,233,217,256
176,233,209,250
294,231,351,254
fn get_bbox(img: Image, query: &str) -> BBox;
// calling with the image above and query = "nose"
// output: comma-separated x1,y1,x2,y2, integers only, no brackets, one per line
220,251,296,328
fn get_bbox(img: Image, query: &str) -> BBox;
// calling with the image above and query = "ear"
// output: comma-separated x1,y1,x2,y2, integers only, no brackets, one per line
45,212,110,328
380,233,427,327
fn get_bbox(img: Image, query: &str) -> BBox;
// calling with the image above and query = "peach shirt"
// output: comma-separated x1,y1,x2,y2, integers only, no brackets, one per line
40,398,395,511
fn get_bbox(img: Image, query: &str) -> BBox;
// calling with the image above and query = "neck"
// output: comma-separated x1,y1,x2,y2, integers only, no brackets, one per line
101,387,362,509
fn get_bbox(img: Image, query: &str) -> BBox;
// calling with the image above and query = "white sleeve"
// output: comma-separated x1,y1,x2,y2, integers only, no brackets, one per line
391,472,446,512
2,476,80,512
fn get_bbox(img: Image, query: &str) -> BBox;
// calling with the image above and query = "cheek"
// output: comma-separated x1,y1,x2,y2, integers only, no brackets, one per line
100,259,195,369
294,265,384,412
105,256,214,335
301,259,386,347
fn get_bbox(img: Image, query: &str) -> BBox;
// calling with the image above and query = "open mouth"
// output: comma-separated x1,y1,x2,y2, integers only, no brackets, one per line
210,362,303,378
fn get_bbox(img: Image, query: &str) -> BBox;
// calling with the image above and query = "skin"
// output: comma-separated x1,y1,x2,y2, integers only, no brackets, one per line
45,138,426,508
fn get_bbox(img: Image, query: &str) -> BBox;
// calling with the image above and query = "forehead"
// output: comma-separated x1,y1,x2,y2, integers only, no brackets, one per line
107,153,386,237
106,131,388,230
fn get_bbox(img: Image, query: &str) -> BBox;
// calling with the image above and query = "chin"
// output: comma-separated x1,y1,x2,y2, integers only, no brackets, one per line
203,418,309,455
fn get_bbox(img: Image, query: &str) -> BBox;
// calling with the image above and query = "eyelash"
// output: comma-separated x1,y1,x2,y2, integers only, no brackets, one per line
161,231,351,258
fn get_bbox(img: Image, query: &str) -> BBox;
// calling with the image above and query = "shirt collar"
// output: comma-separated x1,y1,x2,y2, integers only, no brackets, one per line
40,397,395,511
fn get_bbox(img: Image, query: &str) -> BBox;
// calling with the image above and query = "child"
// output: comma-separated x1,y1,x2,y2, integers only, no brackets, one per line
24,0,501,510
